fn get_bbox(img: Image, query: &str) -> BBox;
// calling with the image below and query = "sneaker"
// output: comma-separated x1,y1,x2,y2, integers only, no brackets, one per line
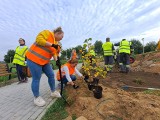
34,96,46,107
51,90,61,98
17,81,22,84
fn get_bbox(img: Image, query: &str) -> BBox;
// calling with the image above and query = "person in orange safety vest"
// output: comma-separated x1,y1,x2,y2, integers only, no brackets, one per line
26,27,64,107
70,49,77,60
56,59,84,89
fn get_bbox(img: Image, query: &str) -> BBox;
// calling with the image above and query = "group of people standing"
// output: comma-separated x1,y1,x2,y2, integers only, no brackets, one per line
102,37,134,73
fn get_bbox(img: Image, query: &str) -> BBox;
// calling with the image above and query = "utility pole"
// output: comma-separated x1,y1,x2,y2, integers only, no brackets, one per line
142,38,144,54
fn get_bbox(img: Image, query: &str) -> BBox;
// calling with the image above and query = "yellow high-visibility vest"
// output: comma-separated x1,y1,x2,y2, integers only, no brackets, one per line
102,42,114,56
119,40,131,54
12,46,28,66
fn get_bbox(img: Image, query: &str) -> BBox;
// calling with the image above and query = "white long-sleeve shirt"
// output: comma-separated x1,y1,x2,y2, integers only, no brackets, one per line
62,65,82,82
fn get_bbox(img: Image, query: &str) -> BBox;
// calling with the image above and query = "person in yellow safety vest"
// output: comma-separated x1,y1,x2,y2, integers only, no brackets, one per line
115,39,134,73
56,59,84,89
12,38,28,83
102,37,115,73
26,27,64,107
155,39,160,51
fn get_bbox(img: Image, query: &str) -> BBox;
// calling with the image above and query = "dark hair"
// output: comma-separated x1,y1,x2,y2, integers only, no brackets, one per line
53,26,63,33
68,59,78,64
19,38,25,44
106,37,110,42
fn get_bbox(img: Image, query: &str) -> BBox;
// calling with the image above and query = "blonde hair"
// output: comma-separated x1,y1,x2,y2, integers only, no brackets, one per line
53,26,64,33
68,59,78,64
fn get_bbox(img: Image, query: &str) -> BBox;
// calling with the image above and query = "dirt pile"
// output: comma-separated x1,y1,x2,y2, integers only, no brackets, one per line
131,51,160,73
65,51,160,120
65,78,160,120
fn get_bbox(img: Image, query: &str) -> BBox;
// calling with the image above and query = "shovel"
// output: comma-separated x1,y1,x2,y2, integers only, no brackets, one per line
122,85,160,90
57,56,70,106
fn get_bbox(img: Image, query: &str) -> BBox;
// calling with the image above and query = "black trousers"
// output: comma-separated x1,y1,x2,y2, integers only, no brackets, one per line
119,53,130,65
16,64,27,81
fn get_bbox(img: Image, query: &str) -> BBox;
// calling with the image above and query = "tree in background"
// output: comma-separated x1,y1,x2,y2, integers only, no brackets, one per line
144,41,157,52
130,39,143,54
49,38,159,60
60,45,83,60
60,50,67,60
4,50,15,63
74,45,83,59
94,40,103,55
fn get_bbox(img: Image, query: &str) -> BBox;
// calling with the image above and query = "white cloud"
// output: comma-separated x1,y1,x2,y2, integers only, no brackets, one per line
0,0,160,61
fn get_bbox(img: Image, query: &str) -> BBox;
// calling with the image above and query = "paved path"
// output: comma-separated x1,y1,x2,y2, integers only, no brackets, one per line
0,64,82,120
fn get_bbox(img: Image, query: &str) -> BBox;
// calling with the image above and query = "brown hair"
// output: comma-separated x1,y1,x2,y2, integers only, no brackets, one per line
68,59,78,64
53,26,64,33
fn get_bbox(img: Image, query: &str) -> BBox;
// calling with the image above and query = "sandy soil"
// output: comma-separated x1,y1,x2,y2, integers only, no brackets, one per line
65,52,160,120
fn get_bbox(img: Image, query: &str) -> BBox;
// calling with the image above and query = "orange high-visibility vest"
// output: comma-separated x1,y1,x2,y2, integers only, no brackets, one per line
56,63,75,81
71,51,77,59
26,30,59,65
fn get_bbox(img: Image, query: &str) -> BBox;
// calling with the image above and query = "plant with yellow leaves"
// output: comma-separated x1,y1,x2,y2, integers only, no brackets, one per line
81,38,107,80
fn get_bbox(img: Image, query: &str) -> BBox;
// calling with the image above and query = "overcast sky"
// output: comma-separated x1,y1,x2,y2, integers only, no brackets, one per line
0,0,160,61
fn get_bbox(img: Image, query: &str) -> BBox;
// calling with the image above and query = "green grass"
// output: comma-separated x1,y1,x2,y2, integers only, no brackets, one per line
0,63,17,82
41,91,68,120
143,90,160,96
133,78,143,85
72,114,77,120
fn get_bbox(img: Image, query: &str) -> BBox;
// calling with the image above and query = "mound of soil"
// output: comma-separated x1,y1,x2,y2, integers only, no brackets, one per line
131,51,160,74
65,73,160,120
65,52,160,120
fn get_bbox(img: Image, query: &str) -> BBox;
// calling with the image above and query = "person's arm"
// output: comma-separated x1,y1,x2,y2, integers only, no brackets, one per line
53,55,57,61
63,66,72,82
35,30,57,47
112,44,116,59
130,44,134,53
114,42,120,46
112,44,115,52
36,30,50,46
75,68,83,77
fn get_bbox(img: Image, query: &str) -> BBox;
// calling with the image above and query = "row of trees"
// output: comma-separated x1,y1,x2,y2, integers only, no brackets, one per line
60,39,157,59
4,39,157,63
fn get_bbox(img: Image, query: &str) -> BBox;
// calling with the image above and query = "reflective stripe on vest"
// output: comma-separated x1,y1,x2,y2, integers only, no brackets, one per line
119,40,131,54
56,63,75,80
28,49,50,61
26,30,58,65
102,42,114,56
12,46,28,66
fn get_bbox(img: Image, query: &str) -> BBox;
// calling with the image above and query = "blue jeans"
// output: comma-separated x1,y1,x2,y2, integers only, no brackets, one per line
62,75,76,84
27,59,55,97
